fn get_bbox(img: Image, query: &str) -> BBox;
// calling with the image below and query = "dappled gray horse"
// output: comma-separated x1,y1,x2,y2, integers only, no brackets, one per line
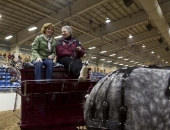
84,68,170,130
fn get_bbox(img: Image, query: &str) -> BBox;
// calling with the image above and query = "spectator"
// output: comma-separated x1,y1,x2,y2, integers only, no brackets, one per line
0,75,3,80
3,53,6,58
10,76,18,82
18,54,22,60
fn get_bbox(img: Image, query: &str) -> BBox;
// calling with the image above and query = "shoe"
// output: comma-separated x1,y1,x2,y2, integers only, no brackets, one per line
78,66,88,82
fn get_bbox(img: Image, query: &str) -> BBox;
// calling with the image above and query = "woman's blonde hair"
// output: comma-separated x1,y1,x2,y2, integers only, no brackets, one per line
41,23,55,35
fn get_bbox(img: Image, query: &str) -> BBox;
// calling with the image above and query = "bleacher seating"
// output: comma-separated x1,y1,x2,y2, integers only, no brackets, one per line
0,67,20,92
90,72,105,82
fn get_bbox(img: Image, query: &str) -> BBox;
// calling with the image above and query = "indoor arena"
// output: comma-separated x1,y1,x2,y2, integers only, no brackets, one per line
0,0,170,130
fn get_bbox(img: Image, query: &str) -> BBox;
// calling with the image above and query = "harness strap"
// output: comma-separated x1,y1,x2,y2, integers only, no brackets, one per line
118,79,127,130
165,77,170,99
118,68,135,130
88,71,117,121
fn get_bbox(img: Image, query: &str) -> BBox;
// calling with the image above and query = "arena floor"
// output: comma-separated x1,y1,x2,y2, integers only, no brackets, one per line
0,109,86,130
0,109,20,130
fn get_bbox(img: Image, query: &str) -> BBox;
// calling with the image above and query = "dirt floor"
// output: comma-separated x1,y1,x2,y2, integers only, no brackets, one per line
0,109,21,130
0,109,86,130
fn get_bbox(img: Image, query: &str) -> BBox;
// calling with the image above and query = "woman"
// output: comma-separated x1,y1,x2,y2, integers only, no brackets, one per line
56,26,87,81
31,23,56,80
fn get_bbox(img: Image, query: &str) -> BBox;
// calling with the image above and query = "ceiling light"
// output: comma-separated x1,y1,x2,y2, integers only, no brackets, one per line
54,35,62,39
124,65,129,67
28,26,37,31
110,54,116,56
166,61,168,64
162,59,164,61
0,15,1,18
151,51,154,54
5,35,13,40
129,65,134,67
134,62,139,64
119,64,124,66
100,59,105,61
124,59,129,61
138,64,141,65
129,34,133,38
129,60,134,62
88,47,96,49
114,62,118,64
100,51,107,53
157,55,160,58
107,61,112,63
141,65,145,66
117,56,123,59
91,57,96,59
142,44,145,48
105,18,110,23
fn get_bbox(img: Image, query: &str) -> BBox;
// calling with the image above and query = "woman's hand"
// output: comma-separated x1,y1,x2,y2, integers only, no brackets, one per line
48,55,54,59
36,58,42,62
76,46,81,51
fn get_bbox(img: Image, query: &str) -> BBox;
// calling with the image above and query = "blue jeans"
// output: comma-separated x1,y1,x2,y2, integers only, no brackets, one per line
32,59,53,80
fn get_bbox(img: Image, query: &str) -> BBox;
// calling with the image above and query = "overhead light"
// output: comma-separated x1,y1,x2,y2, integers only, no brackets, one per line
110,54,116,56
89,47,96,49
142,44,145,48
124,59,129,61
129,65,135,67
138,64,141,65
166,61,168,64
162,59,164,61
107,61,112,63
114,62,118,64
124,65,129,67
28,26,37,31
0,15,1,18
134,62,139,64
157,55,160,58
119,64,124,66
105,18,110,23
91,57,96,59
117,56,123,59
141,65,145,66
5,35,13,40
100,51,107,53
100,59,105,61
54,35,62,39
151,51,154,54
129,34,133,38
129,60,134,62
